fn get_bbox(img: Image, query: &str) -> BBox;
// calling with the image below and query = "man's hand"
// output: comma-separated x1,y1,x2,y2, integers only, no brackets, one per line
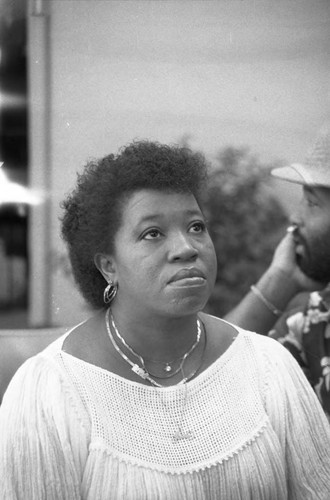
225,229,325,334
268,231,324,293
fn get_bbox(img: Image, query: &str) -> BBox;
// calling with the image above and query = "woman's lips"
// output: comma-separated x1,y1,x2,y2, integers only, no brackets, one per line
170,276,206,287
168,268,206,286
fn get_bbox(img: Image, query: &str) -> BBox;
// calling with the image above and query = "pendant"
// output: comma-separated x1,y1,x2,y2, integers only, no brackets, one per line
172,429,195,442
164,363,172,373
131,364,149,379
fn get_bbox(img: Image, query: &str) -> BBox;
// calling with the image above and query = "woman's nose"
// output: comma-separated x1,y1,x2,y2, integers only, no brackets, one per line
168,233,198,261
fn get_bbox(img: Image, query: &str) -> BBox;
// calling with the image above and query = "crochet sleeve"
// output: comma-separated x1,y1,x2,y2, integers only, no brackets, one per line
262,336,330,499
0,354,90,500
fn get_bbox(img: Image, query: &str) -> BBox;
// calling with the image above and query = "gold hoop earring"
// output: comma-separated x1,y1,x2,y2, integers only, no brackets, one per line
103,280,118,304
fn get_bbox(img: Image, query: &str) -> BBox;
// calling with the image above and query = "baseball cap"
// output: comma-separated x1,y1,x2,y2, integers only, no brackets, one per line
271,126,330,188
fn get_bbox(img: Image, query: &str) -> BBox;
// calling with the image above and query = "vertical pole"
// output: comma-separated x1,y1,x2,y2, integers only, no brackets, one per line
27,0,52,326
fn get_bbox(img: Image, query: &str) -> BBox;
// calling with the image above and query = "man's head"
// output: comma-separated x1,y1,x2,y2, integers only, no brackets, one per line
272,127,330,283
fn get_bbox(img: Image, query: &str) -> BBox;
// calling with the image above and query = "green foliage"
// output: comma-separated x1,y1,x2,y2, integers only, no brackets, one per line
204,146,288,317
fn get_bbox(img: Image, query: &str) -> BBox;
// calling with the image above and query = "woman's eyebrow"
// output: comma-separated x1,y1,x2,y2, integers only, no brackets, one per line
137,209,202,225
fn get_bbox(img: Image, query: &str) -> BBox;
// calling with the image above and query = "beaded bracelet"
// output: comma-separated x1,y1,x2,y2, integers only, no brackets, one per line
250,285,283,317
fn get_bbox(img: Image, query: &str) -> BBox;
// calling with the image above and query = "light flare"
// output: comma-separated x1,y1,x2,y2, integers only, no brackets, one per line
0,162,44,205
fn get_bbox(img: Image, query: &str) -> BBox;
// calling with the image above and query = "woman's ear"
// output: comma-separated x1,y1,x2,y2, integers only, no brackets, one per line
94,253,116,282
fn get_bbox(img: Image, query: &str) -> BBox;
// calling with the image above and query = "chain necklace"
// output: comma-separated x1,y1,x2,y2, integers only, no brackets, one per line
144,356,191,378
105,309,203,388
144,347,200,375
111,309,201,379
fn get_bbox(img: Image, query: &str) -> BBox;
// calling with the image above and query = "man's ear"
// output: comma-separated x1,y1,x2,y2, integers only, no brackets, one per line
94,253,116,283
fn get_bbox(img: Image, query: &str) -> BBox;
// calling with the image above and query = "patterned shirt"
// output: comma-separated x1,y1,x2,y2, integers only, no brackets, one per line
270,286,330,422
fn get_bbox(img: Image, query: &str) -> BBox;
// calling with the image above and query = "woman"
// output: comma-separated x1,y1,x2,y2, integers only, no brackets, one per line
0,140,329,499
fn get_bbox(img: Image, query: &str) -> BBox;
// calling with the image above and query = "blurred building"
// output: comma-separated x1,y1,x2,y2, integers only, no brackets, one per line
0,0,28,325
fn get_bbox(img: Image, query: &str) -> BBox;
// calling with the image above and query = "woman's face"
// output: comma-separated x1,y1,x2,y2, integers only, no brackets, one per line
105,189,217,319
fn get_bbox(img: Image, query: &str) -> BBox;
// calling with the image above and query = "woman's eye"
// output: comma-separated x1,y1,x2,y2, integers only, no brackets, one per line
142,229,161,240
189,221,205,233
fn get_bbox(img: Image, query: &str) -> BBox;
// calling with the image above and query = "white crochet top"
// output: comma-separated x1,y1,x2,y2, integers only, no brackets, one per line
1,323,330,500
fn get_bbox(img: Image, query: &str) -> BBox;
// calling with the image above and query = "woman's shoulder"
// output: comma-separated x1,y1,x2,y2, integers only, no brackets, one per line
0,332,91,429
199,312,243,366
1,323,85,406
0,350,63,422
199,311,238,333
5,338,66,390
200,311,290,360
199,311,253,345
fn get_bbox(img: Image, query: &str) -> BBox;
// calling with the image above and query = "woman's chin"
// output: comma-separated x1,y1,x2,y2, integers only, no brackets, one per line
166,294,210,316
